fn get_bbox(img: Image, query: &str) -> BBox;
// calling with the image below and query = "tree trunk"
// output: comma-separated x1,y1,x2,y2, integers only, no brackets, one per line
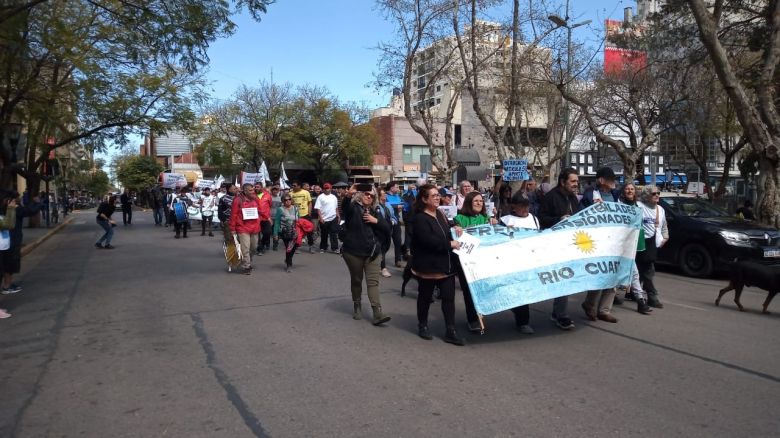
757,154,780,228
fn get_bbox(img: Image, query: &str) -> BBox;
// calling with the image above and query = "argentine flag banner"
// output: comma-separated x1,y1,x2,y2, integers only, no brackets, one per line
457,202,642,316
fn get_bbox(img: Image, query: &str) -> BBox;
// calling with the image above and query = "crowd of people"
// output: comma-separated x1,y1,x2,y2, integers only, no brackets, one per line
92,167,668,344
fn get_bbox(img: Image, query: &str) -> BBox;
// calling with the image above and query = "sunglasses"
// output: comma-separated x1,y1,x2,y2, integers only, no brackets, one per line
363,192,374,198
651,192,660,196
283,198,292,201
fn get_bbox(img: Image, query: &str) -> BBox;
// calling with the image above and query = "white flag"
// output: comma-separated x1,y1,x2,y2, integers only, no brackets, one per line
279,163,290,189
260,161,271,185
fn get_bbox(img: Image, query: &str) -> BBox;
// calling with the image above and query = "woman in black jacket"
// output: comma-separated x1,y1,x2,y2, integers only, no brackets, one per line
341,184,392,325
410,184,464,346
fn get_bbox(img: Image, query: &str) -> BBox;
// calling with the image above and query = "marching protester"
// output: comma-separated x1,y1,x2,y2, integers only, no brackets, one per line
454,191,497,333
254,183,273,255
2,192,42,296
218,184,237,233
151,184,165,226
538,168,581,331
520,177,542,216
289,181,315,253
400,182,419,259
376,188,397,278
411,184,464,345
384,181,405,267
454,180,474,210
617,183,653,314
314,183,340,254
636,185,669,308
170,187,191,239
340,184,392,325
274,193,300,272
230,183,262,275
579,167,622,323
496,193,541,334
198,187,216,236
270,186,282,251
0,193,17,318
491,179,513,218
120,188,133,226
95,195,117,249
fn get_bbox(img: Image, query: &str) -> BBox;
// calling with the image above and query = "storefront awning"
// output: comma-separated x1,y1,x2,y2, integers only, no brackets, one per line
456,165,489,182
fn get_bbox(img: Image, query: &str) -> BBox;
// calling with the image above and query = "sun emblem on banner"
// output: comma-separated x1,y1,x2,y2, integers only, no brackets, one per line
573,231,596,254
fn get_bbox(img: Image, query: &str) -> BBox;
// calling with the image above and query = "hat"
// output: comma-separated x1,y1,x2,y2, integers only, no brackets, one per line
323,182,332,189
439,188,453,197
333,181,349,188
596,167,616,180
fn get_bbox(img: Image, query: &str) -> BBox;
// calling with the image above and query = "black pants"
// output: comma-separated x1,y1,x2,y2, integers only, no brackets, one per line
283,238,298,266
260,220,272,250
174,220,188,237
636,237,659,298
319,219,340,251
417,276,456,327
122,206,132,224
201,215,213,234
511,305,530,326
390,222,403,263
455,255,479,324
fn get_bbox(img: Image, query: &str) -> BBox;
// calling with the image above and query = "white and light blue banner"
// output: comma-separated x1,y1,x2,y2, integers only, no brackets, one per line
457,202,642,316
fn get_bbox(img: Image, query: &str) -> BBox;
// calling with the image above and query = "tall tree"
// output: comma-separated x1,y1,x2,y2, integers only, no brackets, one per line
0,0,275,191
114,155,164,192
682,0,780,226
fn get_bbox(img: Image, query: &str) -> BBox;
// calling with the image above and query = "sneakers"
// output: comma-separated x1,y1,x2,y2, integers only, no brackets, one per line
242,268,251,275
418,325,433,340
517,325,535,335
550,314,575,330
319,249,325,254
308,246,314,254
597,313,618,323
103,244,115,249
1,284,22,295
624,291,636,301
467,321,482,333
381,268,392,278
0,308,11,319
95,243,103,249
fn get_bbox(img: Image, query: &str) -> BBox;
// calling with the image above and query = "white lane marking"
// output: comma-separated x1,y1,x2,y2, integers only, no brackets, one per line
663,301,708,311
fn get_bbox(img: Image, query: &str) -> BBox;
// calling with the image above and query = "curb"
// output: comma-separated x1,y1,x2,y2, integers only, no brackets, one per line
21,216,75,257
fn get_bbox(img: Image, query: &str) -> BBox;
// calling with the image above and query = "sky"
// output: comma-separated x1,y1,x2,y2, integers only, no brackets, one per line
204,0,634,108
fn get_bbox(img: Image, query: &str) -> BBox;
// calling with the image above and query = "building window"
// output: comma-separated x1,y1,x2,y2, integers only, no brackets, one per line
455,125,462,147
403,145,429,164
436,85,441,92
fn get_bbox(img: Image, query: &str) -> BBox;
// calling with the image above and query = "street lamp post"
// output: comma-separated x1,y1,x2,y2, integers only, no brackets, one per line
549,3,591,175
589,138,599,172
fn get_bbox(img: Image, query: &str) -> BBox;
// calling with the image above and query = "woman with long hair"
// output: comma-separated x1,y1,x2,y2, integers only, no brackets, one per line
341,184,392,325
454,191,497,332
411,184,464,345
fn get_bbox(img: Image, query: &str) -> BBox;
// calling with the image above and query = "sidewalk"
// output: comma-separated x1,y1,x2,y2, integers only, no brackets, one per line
19,211,82,257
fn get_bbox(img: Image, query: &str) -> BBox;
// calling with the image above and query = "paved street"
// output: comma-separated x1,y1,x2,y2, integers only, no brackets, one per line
1,210,778,437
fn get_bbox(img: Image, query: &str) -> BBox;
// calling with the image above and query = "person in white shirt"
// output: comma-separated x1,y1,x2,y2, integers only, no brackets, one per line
198,187,217,236
636,185,669,308
314,182,340,253
497,193,538,334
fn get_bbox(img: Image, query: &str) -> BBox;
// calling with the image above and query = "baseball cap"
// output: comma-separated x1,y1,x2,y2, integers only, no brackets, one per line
439,188,454,197
323,183,332,189
596,167,616,180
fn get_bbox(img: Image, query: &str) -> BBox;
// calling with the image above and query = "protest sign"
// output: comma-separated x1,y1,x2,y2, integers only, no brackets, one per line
161,173,187,189
502,159,529,181
438,205,457,220
194,179,213,189
457,202,642,316
241,171,263,186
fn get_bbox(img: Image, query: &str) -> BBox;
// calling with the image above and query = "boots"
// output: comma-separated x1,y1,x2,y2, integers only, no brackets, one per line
418,324,433,340
444,326,465,346
637,298,653,315
371,306,391,326
352,302,362,320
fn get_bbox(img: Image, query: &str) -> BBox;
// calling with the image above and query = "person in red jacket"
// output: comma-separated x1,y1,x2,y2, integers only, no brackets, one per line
253,182,274,255
230,183,262,274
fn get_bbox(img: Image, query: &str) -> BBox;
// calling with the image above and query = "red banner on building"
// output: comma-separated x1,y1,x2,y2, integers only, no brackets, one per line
604,47,647,76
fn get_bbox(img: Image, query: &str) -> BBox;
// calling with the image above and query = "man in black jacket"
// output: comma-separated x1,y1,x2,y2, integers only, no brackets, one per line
538,168,581,331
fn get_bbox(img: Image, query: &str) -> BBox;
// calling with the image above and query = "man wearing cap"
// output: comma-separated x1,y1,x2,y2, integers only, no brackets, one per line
314,183,340,253
384,181,405,267
579,167,623,323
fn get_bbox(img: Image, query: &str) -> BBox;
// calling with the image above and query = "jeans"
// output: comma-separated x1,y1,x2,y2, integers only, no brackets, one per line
96,219,113,245
342,252,382,307
319,219,339,251
201,215,214,234
417,276,456,327
153,207,164,225
390,222,403,263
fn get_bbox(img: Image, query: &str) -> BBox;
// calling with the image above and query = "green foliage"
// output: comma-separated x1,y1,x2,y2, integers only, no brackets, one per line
0,0,274,186
115,155,164,192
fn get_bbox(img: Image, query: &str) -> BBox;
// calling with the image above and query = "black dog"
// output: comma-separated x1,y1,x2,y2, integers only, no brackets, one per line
716,260,780,314
400,256,414,297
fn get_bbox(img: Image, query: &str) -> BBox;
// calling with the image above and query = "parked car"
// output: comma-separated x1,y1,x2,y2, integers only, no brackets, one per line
657,196,780,277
